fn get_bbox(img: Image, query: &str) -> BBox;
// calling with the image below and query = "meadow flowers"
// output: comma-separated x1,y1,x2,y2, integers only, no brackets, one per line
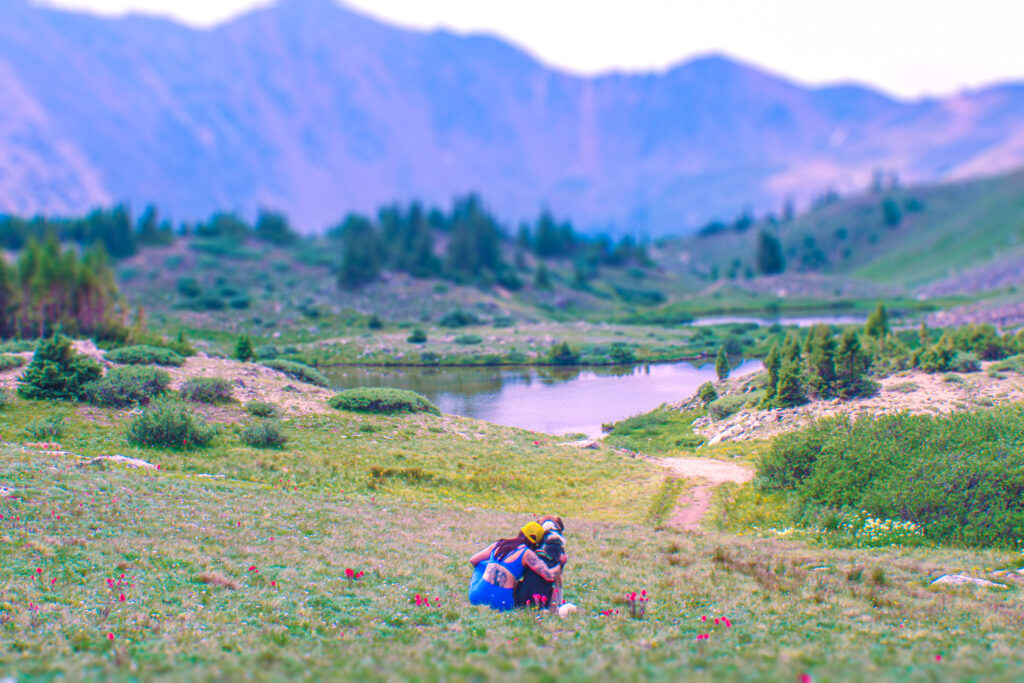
625,590,649,619
344,568,364,579
413,594,440,607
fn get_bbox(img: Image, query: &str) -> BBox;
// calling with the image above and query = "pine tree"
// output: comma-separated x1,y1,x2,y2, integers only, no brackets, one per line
754,230,785,274
834,329,875,398
805,324,837,398
18,333,102,401
774,356,807,408
533,263,551,290
918,322,930,349
762,344,782,406
337,215,383,289
715,346,730,380
235,336,255,362
865,303,889,339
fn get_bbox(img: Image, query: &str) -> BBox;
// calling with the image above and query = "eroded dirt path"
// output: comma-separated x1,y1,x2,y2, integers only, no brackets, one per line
651,457,754,531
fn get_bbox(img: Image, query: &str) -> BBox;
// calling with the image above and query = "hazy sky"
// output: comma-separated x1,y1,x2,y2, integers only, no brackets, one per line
38,0,1024,98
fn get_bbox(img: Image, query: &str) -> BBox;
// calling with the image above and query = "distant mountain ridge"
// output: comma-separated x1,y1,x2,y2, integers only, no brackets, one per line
2,0,1024,234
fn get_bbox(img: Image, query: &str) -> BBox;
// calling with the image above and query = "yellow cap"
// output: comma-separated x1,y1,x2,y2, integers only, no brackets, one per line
521,521,545,546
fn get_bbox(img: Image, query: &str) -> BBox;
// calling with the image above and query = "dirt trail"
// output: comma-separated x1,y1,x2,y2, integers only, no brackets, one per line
651,457,753,531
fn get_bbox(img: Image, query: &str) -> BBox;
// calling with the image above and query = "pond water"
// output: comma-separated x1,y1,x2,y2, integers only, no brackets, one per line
322,359,763,438
690,315,866,327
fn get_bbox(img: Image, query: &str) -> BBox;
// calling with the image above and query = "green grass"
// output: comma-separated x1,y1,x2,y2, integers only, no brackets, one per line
604,408,706,453
5,442,1024,680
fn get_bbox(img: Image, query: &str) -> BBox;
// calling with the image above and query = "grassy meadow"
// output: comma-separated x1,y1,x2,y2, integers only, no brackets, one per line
4,394,1024,681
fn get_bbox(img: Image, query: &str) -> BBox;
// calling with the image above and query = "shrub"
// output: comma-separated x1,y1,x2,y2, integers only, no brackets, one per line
0,340,37,353
239,419,288,448
549,342,579,365
708,394,747,421
255,345,279,360
262,360,329,388
949,351,980,373
24,415,65,440
438,310,480,328
697,382,718,405
18,335,103,401
0,388,9,409
454,334,483,345
329,387,440,415
126,401,216,449
105,345,186,367
83,366,171,407
0,354,26,371
235,337,255,362
407,329,428,344
180,377,234,403
757,408,1024,548
367,315,383,330
244,400,280,418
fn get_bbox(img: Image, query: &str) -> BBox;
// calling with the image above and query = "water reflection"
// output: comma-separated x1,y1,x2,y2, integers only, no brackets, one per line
690,315,866,327
322,359,763,438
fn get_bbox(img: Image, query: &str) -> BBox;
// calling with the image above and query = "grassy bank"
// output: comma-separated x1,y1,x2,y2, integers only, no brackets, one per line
5,444,1024,681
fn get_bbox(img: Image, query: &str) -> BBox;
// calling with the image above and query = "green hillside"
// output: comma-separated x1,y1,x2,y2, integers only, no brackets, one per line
665,168,1024,291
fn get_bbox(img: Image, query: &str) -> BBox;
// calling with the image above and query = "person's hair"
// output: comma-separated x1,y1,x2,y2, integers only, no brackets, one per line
537,514,564,532
493,531,535,560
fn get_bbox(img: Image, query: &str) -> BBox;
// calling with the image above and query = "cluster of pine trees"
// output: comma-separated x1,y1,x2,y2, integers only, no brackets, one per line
332,194,649,290
762,325,876,408
0,236,122,339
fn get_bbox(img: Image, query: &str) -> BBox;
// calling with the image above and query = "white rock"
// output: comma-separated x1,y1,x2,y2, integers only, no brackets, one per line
931,573,1007,589
86,455,158,470
557,602,578,617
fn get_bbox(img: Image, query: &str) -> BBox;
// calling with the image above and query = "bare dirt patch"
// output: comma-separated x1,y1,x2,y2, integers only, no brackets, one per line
652,456,753,531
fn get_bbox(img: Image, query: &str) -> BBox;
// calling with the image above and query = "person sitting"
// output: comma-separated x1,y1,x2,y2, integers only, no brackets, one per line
514,515,565,609
469,521,564,611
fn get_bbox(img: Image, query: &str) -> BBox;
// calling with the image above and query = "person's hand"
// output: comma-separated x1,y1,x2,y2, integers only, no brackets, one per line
559,553,568,566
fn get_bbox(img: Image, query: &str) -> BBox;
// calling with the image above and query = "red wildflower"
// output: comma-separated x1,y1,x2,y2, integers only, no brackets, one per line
355,571,364,579
345,568,355,579
700,615,707,622
935,655,942,662
799,675,812,683
107,633,115,641
271,581,277,587
50,578,56,585
36,568,43,575
119,594,126,602
248,566,258,573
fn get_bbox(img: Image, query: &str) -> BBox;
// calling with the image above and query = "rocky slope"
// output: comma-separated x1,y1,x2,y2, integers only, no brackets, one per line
2,0,1024,233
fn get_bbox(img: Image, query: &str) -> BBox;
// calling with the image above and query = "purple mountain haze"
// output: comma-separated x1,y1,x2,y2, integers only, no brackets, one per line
2,0,1023,234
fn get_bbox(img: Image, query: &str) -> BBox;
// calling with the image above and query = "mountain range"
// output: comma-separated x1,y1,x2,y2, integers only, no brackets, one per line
2,0,1024,235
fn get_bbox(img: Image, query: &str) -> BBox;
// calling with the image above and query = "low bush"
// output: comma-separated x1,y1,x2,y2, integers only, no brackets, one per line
24,414,65,440
0,340,37,353
105,345,185,367
950,351,980,373
126,401,216,448
239,420,288,448
757,407,1024,548
992,354,1024,373
329,387,440,415
83,366,171,407
180,377,234,403
438,310,480,328
454,334,483,345
255,345,279,360
603,408,705,452
708,394,747,421
0,354,26,371
18,335,103,401
262,360,329,388
244,400,280,418
697,382,718,405
407,329,428,344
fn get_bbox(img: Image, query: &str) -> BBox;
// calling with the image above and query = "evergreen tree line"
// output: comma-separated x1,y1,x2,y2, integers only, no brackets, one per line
332,194,650,290
762,325,876,409
0,236,121,339
0,205,301,260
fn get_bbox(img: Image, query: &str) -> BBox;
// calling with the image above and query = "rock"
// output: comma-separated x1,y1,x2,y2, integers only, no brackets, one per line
557,439,601,449
690,416,711,429
557,602,578,617
930,573,1007,589
83,455,158,470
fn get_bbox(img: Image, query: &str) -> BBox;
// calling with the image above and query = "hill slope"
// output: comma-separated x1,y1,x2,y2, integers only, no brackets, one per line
2,0,1024,233
663,168,1024,293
